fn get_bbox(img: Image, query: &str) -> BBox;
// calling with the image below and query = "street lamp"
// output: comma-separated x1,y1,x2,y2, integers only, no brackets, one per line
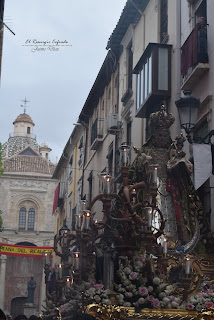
175,91,200,142
175,91,214,144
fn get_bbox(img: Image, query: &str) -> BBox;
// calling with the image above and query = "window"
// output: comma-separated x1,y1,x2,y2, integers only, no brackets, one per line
69,155,73,181
68,193,72,230
88,171,93,204
27,208,35,230
195,0,207,25
136,54,152,111
108,143,113,176
19,207,26,230
108,87,111,99
27,127,31,134
160,0,168,42
134,43,172,118
19,206,35,231
78,137,84,167
127,43,133,90
127,121,132,146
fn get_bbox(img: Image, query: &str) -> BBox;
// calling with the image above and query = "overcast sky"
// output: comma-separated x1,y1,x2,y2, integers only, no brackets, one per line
0,0,126,162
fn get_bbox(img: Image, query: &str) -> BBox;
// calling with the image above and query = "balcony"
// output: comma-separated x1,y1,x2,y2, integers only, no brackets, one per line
58,181,68,203
181,23,209,90
133,43,172,118
107,113,121,134
90,118,104,150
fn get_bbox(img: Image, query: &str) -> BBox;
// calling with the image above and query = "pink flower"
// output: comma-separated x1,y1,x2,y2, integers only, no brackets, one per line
187,304,195,310
147,295,155,302
129,272,138,280
90,279,96,286
139,287,148,296
169,295,175,301
94,283,104,290
205,301,214,309
139,255,146,263
152,299,160,308
197,293,204,298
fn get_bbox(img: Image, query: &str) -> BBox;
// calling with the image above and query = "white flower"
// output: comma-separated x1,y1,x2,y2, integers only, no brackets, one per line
190,297,198,304
159,283,167,291
138,297,145,304
174,297,180,303
124,267,132,275
124,280,131,287
153,277,161,285
116,293,124,300
148,286,153,292
159,292,166,299
136,261,144,268
87,287,96,295
171,301,179,308
94,295,101,302
124,302,131,307
102,299,111,305
163,297,171,303
166,285,173,291
125,292,133,298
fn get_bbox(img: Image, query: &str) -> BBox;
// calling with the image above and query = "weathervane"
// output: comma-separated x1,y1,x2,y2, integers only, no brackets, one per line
21,97,30,114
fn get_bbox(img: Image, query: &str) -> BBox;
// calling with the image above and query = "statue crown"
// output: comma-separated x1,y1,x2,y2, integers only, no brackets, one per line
150,105,175,129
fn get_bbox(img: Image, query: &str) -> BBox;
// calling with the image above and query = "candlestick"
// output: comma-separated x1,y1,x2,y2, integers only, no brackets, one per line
185,257,191,275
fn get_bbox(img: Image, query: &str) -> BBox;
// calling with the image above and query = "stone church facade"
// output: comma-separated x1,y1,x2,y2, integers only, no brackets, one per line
0,111,57,316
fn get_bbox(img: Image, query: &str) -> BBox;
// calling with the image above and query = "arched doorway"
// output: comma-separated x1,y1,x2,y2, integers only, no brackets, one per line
11,297,27,318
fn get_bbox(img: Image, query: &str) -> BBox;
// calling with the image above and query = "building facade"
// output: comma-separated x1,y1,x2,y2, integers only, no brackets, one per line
0,111,57,316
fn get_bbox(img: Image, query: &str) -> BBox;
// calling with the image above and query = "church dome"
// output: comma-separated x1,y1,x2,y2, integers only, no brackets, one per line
13,113,35,126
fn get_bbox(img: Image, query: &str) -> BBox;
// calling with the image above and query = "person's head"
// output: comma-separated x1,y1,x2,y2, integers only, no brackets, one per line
0,309,6,320
13,315,27,320
29,316,39,320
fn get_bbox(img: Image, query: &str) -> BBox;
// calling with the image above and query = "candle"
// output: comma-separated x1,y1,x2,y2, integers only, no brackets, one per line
152,167,158,184
58,264,62,279
44,252,50,265
106,175,111,194
85,211,91,230
123,148,127,166
185,257,191,275
163,238,167,255
81,214,85,231
132,188,136,204
66,277,70,288
146,207,152,228
74,253,79,270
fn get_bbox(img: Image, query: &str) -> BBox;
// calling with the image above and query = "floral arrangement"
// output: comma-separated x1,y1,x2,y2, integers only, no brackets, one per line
85,282,111,305
114,254,181,309
187,290,214,311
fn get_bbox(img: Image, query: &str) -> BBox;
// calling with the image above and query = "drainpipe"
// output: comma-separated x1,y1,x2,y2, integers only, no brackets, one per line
174,0,181,136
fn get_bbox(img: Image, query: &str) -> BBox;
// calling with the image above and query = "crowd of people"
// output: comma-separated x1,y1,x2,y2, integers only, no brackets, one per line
0,309,95,320
0,311,42,320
